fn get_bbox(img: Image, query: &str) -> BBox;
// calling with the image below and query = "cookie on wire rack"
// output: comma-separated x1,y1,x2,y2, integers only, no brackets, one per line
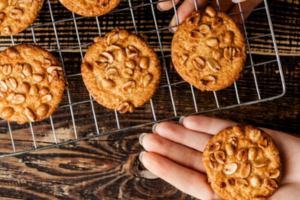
171,6,247,91
0,44,65,124
81,28,161,114
202,125,282,200
0,0,45,36
59,0,120,17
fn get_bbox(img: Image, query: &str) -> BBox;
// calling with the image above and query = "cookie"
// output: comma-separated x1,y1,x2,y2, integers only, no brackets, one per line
59,0,120,17
171,6,247,91
203,125,282,200
81,28,161,113
0,0,44,36
0,44,65,124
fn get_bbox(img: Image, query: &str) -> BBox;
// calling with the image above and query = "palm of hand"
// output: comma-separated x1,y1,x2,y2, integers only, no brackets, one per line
264,128,300,200
140,116,300,200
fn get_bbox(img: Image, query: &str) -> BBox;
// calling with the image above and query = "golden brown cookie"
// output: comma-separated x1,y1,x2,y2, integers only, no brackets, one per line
0,44,65,124
171,6,247,91
81,28,161,113
203,125,282,200
0,0,44,36
59,0,120,17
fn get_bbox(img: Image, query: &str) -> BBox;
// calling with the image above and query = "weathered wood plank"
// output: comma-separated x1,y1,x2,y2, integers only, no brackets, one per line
0,55,298,199
0,0,299,55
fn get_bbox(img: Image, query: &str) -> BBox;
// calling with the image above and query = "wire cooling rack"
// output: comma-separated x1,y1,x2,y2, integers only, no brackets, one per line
0,0,285,157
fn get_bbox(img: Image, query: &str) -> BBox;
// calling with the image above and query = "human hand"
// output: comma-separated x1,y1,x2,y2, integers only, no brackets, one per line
139,116,300,199
157,0,264,33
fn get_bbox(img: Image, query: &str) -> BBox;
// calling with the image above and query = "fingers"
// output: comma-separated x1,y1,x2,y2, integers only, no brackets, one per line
181,115,236,135
211,0,235,13
169,0,209,32
152,116,234,152
141,133,206,173
140,152,216,199
269,183,300,200
157,0,180,11
154,122,213,152
229,0,264,23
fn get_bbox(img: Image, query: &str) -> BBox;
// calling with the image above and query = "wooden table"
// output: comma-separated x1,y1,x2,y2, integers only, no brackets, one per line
0,0,299,199
0,56,298,200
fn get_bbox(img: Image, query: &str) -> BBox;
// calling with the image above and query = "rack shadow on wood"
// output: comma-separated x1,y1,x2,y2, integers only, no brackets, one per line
0,0,285,157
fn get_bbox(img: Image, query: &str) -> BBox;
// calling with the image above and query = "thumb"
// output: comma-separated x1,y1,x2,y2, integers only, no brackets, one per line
229,0,263,23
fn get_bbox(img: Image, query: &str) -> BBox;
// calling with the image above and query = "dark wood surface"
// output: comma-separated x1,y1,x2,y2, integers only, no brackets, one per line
0,0,299,55
0,54,299,200
0,0,300,199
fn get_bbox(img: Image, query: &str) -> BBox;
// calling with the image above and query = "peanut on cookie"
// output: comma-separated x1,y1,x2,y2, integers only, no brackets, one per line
59,0,120,17
203,125,282,200
0,44,65,124
171,6,247,91
0,0,44,36
81,28,161,113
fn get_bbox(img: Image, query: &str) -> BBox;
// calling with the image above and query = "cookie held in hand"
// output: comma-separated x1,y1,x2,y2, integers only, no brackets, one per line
203,125,282,200
81,28,161,114
171,6,247,91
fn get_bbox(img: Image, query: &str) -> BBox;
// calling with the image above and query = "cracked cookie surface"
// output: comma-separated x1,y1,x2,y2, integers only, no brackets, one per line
171,6,247,91
81,28,161,113
0,0,44,36
0,44,65,124
59,0,120,17
203,125,282,200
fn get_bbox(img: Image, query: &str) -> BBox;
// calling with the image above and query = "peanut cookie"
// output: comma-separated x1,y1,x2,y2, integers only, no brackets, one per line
203,125,282,200
0,44,65,124
0,0,44,36
59,0,120,17
171,6,247,91
81,28,161,113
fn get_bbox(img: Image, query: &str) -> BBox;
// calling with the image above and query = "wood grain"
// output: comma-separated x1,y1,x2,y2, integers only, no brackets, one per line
0,55,299,199
0,135,195,200
0,0,299,198
0,0,299,55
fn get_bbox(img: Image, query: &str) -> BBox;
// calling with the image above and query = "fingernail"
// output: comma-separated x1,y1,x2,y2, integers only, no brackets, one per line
139,133,147,146
232,0,247,3
168,26,175,34
152,123,159,133
157,3,163,11
168,15,176,34
139,151,147,162
179,116,185,125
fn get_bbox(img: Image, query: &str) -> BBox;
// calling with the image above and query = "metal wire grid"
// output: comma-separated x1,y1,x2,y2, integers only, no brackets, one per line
0,0,285,157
